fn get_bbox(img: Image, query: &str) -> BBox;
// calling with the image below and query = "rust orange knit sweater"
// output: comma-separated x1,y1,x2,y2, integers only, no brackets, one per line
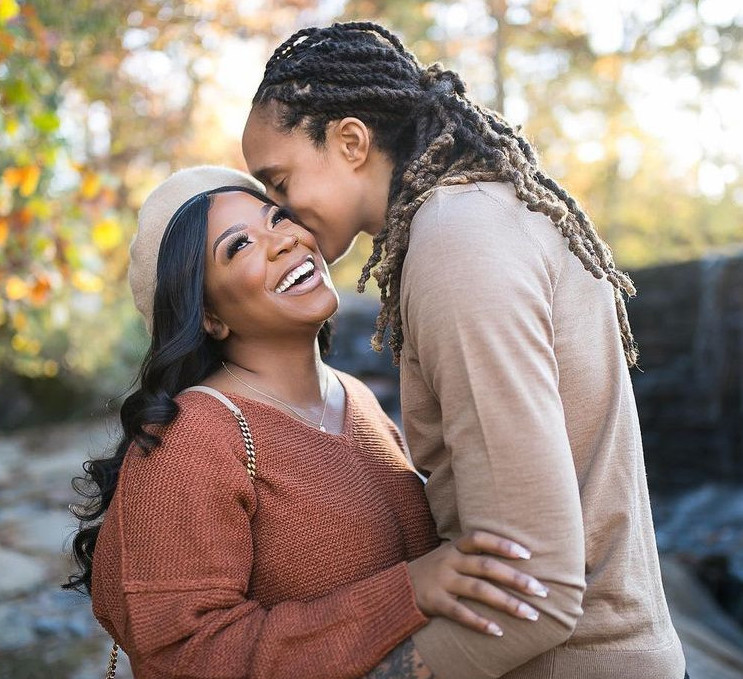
91,371,439,679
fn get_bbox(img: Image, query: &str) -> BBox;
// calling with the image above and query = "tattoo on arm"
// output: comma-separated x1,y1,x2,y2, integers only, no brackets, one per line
365,638,435,679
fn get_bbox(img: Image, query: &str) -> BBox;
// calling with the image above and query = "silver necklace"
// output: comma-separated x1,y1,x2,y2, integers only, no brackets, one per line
222,360,331,432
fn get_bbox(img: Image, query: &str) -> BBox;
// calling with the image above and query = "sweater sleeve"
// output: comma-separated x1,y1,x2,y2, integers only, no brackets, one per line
107,402,428,679
404,187,587,678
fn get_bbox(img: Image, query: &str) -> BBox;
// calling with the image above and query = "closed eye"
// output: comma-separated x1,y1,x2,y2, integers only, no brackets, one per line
270,206,293,228
225,233,252,259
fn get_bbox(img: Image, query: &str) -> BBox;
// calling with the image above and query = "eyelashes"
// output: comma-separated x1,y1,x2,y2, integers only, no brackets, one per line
224,207,293,259
225,233,252,259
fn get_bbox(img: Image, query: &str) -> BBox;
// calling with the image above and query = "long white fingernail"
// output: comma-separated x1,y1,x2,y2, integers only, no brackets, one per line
487,622,503,637
529,581,549,598
518,603,539,621
513,545,531,560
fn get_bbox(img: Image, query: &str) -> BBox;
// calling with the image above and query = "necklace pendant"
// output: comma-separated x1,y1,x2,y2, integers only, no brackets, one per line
319,425,326,432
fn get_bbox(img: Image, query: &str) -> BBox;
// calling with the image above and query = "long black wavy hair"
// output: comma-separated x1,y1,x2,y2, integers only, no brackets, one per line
64,185,332,594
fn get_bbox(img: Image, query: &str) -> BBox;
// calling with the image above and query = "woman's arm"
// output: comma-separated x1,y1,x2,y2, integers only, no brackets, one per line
366,639,434,679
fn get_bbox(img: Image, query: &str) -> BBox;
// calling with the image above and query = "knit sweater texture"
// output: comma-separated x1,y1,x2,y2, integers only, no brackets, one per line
92,371,439,679
400,181,686,679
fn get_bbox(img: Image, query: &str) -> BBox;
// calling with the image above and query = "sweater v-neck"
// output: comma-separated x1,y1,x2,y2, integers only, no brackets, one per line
219,368,354,442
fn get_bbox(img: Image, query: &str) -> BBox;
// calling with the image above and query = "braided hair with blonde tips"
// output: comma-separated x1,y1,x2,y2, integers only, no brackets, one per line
253,21,638,367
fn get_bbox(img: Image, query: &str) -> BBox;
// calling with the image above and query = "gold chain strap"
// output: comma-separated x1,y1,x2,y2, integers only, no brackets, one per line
105,642,118,679
232,409,257,479
102,399,256,677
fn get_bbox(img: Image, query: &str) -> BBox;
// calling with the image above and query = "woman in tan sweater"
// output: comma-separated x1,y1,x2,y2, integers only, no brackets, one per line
65,166,545,678
241,21,688,679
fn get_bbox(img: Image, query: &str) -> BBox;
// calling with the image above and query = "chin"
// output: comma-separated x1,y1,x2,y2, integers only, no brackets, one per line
324,234,359,266
305,289,339,325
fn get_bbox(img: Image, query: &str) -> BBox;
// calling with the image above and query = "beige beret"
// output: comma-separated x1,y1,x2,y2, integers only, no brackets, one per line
129,165,263,333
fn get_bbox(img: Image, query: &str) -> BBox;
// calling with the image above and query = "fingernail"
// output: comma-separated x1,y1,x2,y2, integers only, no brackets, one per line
529,581,549,598
512,544,531,560
487,622,503,637
518,603,539,621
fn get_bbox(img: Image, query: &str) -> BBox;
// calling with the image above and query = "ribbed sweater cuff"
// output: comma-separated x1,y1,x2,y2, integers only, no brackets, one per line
350,562,429,669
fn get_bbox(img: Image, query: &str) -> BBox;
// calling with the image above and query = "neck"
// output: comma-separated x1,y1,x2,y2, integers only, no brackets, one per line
363,147,394,236
222,333,325,406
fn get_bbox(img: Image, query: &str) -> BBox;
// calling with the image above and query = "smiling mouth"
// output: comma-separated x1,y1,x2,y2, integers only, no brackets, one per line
275,259,316,293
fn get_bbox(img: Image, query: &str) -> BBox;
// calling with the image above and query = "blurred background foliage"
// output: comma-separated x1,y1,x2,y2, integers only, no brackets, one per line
1,0,742,426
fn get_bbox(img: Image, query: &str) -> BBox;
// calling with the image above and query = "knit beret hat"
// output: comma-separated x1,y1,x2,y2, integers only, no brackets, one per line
129,165,263,333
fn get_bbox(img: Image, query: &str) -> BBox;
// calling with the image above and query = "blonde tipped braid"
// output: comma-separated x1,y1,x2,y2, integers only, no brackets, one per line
361,129,638,366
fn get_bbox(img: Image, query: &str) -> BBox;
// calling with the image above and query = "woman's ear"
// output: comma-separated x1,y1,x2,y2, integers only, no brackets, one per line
333,117,371,168
203,310,230,341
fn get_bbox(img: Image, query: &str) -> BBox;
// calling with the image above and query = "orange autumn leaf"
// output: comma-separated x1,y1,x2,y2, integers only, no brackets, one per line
80,171,102,199
2,165,41,196
2,166,23,187
0,217,8,246
16,206,33,226
20,166,41,196
29,275,51,305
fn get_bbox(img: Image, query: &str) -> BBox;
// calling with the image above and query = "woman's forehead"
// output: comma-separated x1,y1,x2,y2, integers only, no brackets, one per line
208,191,269,228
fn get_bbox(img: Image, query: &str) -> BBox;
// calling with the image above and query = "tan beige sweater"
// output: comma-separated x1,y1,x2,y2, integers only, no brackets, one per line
400,182,685,679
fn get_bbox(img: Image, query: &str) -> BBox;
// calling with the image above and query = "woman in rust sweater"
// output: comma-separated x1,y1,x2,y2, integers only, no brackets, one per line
65,166,546,679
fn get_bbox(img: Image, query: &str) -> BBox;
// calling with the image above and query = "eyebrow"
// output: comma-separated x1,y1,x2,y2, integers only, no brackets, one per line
251,165,280,185
212,203,272,259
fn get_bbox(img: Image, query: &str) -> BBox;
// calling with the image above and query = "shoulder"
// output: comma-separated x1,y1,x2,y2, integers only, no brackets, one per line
410,181,524,237
124,390,247,480
404,181,555,294
406,181,554,271
334,370,399,430
334,370,384,412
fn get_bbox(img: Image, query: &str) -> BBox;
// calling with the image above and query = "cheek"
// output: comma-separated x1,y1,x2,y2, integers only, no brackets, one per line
208,263,268,316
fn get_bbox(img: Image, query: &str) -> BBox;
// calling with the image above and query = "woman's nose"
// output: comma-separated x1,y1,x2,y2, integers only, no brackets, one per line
266,229,300,260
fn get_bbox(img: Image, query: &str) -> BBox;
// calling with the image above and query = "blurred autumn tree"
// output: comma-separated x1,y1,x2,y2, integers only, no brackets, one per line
339,0,743,271
0,0,292,417
1,0,742,424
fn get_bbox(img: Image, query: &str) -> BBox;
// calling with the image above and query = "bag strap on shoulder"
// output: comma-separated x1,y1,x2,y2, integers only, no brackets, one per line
181,385,257,480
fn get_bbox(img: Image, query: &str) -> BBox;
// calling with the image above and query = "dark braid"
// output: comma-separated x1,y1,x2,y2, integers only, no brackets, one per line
253,22,638,367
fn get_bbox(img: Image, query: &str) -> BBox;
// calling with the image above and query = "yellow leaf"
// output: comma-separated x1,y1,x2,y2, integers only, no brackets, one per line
43,360,59,377
92,218,123,251
72,270,104,293
6,118,19,135
12,310,27,332
28,197,52,219
80,171,102,199
5,275,29,300
11,335,41,356
0,0,20,24
0,217,8,246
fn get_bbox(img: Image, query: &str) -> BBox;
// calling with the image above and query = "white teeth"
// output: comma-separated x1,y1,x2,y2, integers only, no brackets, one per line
275,260,315,293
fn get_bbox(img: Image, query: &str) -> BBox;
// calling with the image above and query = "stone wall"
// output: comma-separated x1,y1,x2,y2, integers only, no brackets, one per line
629,250,743,492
